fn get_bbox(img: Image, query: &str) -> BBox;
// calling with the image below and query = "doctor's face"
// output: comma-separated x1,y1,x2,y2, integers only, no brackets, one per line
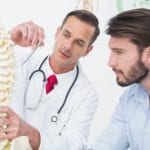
50,16,94,73
108,37,148,86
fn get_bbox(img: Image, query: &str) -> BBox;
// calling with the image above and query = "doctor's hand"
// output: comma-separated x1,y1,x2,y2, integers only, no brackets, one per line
0,106,40,150
9,21,45,50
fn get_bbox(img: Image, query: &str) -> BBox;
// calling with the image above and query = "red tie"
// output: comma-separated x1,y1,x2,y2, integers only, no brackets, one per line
46,75,58,94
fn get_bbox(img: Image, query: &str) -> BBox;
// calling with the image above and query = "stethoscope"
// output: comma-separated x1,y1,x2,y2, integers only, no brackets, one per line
24,55,79,124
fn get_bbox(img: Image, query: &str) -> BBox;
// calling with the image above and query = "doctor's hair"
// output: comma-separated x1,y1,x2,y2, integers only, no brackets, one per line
61,9,100,45
106,8,150,53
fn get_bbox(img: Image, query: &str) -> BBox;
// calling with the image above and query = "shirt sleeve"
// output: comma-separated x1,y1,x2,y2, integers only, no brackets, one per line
90,97,129,150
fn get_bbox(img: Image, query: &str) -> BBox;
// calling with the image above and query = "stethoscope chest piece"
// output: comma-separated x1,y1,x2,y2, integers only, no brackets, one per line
50,114,59,124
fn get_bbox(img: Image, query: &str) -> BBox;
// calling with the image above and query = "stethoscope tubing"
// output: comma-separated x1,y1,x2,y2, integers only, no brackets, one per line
29,55,48,81
57,65,79,114
24,55,79,119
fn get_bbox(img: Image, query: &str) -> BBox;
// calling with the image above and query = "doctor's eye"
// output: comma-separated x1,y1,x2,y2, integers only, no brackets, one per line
62,30,70,38
74,40,85,48
76,41,84,47
113,50,123,55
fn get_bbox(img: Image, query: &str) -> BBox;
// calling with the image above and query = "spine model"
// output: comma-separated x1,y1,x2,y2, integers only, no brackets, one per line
0,27,32,150
0,27,14,150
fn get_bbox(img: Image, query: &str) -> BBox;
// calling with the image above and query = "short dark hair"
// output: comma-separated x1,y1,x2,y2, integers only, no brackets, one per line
61,9,100,45
106,8,150,53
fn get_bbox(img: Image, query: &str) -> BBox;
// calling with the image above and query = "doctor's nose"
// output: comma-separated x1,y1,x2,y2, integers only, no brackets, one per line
64,41,73,51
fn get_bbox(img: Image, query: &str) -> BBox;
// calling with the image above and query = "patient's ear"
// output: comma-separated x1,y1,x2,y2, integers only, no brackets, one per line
146,46,150,57
144,46,150,66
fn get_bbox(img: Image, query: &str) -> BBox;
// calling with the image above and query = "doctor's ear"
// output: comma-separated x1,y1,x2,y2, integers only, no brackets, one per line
55,27,61,36
82,45,93,57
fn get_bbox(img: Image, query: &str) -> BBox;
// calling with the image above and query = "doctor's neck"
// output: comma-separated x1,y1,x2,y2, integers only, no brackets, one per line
49,56,75,74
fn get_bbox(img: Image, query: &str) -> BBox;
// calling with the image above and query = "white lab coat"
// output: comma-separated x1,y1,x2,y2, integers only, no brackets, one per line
9,48,99,150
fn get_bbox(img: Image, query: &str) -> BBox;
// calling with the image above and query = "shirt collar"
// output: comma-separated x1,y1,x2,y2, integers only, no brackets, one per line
129,83,149,108
41,55,78,84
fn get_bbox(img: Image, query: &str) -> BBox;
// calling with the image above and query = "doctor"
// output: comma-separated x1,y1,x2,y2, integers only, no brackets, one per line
0,10,100,150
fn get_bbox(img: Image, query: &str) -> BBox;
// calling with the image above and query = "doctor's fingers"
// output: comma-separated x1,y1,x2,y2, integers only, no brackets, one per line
0,118,10,141
30,23,45,50
17,21,45,50
0,106,21,123
10,22,29,44
0,125,20,141
0,119,22,139
10,21,45,48
0,106,16,117
0,115,21,130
